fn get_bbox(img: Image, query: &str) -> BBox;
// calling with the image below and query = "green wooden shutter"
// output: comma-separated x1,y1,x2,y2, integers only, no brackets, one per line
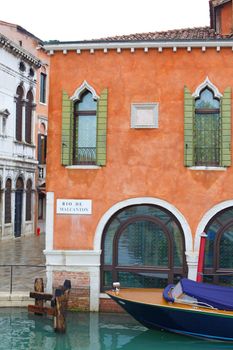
61,91,73,166
221,87,231,167
96,88,108,166
184,86,194,167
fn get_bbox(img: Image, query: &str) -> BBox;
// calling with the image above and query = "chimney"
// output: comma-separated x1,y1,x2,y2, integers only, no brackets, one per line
232,0,233,32
209,0,233,35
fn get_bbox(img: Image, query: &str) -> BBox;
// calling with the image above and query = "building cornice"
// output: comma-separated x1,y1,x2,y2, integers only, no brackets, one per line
44,39,233,54
0,34,41,68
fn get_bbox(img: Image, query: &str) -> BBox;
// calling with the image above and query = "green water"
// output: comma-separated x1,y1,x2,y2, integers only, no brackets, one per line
0,308,233,350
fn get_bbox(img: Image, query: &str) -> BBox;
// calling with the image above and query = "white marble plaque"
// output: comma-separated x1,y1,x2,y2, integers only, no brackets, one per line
56,199,92,215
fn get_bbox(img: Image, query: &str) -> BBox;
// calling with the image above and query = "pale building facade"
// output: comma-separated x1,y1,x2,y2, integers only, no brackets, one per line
0,22,49,238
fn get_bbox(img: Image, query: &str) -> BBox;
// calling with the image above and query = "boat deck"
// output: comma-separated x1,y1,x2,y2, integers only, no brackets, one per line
107,288,233,317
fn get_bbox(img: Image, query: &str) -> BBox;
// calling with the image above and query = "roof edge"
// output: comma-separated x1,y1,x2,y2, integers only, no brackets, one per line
44,39,233,52
0,33,41,68
211,0,231,7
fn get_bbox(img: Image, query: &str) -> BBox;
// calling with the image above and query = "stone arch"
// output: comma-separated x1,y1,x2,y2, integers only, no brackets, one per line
194,200,233,251
40,122,47,134
14,173,25,190
70,80,99,102
94,197,192,252
192,77,222,99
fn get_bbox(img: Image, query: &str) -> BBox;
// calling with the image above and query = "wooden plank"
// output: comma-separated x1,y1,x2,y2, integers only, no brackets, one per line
30,292,53,300
28,304,54,316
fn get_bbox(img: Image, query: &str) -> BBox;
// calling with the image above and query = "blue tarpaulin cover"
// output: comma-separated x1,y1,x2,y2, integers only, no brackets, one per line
180,278,233,311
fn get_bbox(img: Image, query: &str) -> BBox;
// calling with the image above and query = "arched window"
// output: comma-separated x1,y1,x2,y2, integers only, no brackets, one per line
101,205,187,291
5,179,12,224
15,86,24,141
194,88,220,166
73,91,97,164
204,207,233,286
26,179,32,221
25,90,33,144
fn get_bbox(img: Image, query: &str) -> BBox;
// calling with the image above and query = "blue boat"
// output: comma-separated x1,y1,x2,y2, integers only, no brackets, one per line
106,279,233,341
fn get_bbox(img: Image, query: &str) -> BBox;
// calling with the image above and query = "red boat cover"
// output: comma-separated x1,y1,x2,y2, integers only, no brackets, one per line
180,278,233,311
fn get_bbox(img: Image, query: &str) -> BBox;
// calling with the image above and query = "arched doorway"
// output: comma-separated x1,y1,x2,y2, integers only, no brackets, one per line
101,204,187,291
14,177,24,237
203,206,233,286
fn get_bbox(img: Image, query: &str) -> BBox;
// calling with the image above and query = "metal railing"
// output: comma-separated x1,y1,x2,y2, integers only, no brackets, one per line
194,147,220,166
74,147,96,165
0,264,46,294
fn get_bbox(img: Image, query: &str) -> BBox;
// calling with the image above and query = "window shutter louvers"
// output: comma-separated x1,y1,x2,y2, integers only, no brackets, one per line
184,86,194,167
61,91,73,166
96,88,108,166
221,87,231,167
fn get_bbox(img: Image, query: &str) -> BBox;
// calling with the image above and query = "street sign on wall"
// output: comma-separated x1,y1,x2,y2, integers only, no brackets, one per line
56,199,92,215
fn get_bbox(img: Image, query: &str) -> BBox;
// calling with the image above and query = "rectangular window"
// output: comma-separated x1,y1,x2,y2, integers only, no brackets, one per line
40,73,47,104
75,115,97,164
194,112,220,166
38,194,44,219
38,134,47,164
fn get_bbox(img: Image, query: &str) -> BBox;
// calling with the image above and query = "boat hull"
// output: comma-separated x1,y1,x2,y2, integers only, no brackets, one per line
107,292,233,341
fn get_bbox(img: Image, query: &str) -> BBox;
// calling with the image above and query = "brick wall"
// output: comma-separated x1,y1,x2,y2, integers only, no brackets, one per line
99,298,125,313
53,271,90,311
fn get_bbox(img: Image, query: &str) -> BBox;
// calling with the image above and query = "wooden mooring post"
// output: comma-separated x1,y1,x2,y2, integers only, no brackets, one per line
28,278,71,333
53,279,72,333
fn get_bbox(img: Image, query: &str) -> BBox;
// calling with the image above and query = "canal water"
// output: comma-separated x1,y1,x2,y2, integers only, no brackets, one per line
0,308,232,350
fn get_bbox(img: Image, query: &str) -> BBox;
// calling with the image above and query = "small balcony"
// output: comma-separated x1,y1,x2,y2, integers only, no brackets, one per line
38,164,46,180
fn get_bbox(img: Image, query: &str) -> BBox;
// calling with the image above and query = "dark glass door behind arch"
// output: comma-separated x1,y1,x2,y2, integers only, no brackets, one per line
101,204,187,291
204,207,233,286
14,189,23,237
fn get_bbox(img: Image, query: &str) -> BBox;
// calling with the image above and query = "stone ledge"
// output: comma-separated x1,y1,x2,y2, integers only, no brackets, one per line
0,292,34,307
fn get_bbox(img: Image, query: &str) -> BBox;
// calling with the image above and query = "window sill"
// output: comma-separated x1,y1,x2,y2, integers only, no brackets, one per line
189,166,227,171
14,140,36,148
66,165,101,170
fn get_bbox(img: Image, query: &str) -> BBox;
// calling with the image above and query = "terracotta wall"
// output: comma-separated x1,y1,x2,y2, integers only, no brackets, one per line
220,1,233,35
47,47,233,251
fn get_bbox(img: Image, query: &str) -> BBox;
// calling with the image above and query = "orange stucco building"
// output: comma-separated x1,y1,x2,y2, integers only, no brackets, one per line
44,0,233,311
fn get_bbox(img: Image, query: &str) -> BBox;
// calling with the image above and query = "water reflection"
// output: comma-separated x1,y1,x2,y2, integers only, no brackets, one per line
0,309,232,350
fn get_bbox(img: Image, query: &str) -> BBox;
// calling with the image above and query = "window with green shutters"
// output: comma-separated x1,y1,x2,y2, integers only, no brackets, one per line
184,83,231,167
61,86,108,166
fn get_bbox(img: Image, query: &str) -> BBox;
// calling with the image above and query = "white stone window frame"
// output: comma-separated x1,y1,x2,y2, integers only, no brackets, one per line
131,102,159,129
0,109,10,136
